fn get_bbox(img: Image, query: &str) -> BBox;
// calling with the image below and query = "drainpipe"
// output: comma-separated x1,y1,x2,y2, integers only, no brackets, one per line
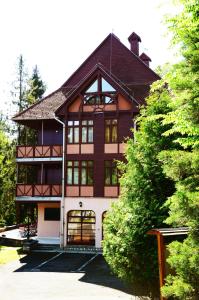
53,114,66,249
41,120,44,145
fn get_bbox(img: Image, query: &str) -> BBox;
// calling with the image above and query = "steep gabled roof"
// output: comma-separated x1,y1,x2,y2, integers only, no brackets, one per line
61,33,160,92
56,63,140,115
12,32,160,122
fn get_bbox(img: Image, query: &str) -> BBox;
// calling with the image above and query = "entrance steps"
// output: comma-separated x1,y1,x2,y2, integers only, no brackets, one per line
31,243,102,254
65,245,102,254
31,243,60,252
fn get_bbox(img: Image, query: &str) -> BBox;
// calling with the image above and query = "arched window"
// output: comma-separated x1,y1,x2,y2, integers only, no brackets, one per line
67,210,95,245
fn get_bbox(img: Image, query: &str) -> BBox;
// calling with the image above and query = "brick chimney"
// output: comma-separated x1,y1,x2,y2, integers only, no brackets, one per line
128,32,141,56
139,52,151,67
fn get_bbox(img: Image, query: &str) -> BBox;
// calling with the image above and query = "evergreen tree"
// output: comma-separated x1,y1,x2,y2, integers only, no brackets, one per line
22,65,46,144
12,54,27,112
26,65,46,106
159,1,199,298
103,79,175,296
0,117,16,226
12,58,46,145
11,55,28,143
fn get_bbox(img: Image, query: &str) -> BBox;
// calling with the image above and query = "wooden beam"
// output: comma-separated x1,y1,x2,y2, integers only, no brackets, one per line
157,233,166,300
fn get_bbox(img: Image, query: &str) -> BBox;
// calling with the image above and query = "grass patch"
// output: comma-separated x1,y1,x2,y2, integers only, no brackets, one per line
0,246,24,264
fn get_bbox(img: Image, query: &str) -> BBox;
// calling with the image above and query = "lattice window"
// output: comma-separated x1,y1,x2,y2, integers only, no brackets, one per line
67,161,94,185
105,160,118,186
105,119,118,143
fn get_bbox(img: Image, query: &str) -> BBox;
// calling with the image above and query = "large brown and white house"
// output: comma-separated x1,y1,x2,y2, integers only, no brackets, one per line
13,32,160,248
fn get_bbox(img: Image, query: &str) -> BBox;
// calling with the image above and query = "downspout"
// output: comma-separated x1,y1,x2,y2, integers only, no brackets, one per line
41,120,44,145
41,121,44,185
53,114,65,249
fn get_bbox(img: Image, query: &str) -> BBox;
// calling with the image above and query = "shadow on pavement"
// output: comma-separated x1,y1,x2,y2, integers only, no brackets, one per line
14,251,157,298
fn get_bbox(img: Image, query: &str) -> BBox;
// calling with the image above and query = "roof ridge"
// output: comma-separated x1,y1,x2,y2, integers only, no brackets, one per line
61,33,117,89
61,32,160,91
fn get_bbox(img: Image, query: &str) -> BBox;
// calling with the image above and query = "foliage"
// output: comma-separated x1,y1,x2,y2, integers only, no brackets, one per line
162,238,199,298
26,65,46,106
0,119,16,225
12,55,28,113
158,0,199,298
12,56,46,145
103,79,175,295
20,65,46,145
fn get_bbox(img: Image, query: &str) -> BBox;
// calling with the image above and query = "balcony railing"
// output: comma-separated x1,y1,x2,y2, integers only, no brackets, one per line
16,145,63,158
16,184,62,197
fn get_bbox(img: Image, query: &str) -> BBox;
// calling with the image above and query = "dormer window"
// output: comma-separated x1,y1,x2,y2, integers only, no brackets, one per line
83,76,116,105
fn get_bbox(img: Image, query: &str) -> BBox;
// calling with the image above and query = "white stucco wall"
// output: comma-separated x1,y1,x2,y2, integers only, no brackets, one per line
37,198,118,247
64,197,118,248
37,203,60,238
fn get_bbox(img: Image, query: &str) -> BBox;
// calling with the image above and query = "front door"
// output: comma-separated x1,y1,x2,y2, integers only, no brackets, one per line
67,210,95,245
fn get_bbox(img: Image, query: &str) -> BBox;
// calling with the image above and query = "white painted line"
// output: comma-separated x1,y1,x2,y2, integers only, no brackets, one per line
77,253,98,272
31,252,63,271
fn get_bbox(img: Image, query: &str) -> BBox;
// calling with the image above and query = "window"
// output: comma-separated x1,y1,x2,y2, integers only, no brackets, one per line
81,161,93,185
68,121,79,144
44,208,60,221
67,161,93,185
67,210,95,245
105,161,118,186
105,119,118,143
82,120,93,143
101,78,116,92
83,76,116,105
67,161,79,185
67,120,93,144
86,80,98,93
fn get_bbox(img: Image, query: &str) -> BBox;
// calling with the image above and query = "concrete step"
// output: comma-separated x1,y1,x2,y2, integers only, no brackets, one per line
32,243,60,252
65,246,102,254
32,244,102,254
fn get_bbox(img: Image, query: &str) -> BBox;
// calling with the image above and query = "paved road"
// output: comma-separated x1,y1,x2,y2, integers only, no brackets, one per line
0,252,149,300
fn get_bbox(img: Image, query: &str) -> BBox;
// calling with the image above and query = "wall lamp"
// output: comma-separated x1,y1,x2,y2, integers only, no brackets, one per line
79,201,83,208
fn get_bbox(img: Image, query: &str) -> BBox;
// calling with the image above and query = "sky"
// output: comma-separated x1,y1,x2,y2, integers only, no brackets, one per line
0,0,180,118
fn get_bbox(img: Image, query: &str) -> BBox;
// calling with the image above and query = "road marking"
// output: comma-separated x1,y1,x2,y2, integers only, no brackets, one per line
31,252,63,271
76,253,98,272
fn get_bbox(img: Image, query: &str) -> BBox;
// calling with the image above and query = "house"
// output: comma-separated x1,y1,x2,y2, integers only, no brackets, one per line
13,32,160,248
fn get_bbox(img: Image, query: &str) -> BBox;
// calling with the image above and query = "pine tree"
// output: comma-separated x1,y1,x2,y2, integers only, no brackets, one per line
11,55,28,143
26,65,46,106
12,54,27,112
12,58,46,145
22,65,46,144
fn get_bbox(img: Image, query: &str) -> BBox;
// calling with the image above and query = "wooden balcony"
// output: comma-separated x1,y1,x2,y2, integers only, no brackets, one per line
16,184,62,197
16,145,63,158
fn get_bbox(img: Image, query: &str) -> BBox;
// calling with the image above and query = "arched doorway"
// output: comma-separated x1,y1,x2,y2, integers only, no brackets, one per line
67,210,95,245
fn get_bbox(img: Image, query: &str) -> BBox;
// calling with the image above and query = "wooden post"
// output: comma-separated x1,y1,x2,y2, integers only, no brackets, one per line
157,233,166,300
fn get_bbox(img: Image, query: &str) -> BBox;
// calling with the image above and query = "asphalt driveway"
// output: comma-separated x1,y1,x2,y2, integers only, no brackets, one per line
0,252,150,300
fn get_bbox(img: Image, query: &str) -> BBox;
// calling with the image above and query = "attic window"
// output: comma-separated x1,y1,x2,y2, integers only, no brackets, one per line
86,80,98,93
101,78,115,92
83,76,116,105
